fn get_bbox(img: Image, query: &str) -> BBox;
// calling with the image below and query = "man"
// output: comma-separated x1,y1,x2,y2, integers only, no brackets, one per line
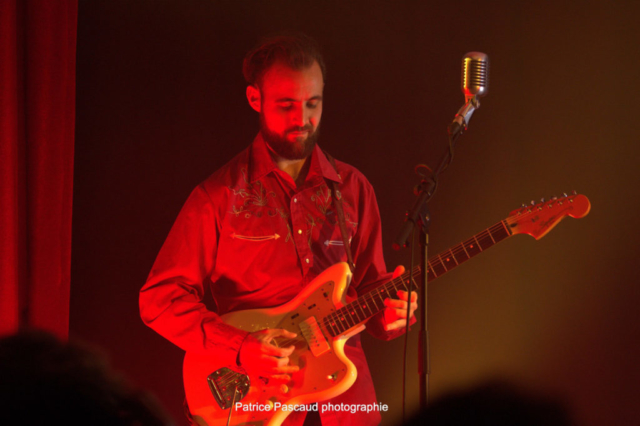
140,33,417,426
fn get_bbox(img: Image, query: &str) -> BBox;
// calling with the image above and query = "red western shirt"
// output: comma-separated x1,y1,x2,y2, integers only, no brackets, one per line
140,134,406,426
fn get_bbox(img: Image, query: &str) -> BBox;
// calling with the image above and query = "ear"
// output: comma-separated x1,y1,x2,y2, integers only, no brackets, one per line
246,85,261,113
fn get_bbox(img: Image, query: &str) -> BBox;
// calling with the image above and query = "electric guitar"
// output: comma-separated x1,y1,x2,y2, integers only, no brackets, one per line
183,193,591,426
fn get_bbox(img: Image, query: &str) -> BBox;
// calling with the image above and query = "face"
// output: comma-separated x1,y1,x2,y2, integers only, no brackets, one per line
247,60,324,160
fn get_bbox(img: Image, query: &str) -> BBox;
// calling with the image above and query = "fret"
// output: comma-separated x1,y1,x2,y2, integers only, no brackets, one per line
372,288,386,307
360,294,383,320
409,276,419,292
465,238,483,257
326,313,339,336
476,231,494,250
487,228,496,244
426,262,438,279
432,260,447,277
379,286,391,307
362,296,374,315
362,295,376,315
353,302,365,323
388,277,403,294
331,313,342,335
444,249,459,266
460,242,471,258
410,268,420,282
452,243,470,263
432,257,447,276
400,277,411,292
347,302,362,324
355,298,368,322
330,318,341,336
340,309,353,331
425,263,436,281
493,221,511,241
385,283,396,302
406,277,418,293
341,307,356,329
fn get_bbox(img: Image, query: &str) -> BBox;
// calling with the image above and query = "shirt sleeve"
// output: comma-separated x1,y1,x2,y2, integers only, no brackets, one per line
348,177,415,341
139,185,248,366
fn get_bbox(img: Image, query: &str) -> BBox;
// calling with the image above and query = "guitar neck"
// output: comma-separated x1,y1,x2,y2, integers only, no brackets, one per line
325,219,513,337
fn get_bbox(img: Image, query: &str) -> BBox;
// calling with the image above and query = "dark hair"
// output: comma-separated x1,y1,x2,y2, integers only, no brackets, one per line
242,32,326,87
0,330,173,426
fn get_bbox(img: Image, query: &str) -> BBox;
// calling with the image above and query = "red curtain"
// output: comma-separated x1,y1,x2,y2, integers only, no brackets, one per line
0,0,77,338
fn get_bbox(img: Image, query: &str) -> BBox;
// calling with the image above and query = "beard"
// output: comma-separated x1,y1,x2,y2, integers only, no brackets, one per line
260,113,319,161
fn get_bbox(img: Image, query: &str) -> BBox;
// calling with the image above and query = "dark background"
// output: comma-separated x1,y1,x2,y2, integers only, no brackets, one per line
72,1,640,425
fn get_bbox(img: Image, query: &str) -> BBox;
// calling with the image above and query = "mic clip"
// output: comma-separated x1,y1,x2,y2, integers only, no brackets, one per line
450,96,479,137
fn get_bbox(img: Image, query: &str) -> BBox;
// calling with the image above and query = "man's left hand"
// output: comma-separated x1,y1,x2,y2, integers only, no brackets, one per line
382,265,418,331
383,290,418,331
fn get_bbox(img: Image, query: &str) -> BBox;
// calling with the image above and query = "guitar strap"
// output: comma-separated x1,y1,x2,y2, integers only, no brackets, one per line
323,151,356,273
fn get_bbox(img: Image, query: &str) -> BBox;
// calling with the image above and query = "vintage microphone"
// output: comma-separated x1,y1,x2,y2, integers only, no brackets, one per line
449,52,489,138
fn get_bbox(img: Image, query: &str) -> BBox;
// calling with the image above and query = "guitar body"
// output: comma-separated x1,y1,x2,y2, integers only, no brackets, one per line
183,262,361,426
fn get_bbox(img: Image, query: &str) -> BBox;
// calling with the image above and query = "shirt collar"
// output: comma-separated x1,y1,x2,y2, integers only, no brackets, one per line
248,133,342,184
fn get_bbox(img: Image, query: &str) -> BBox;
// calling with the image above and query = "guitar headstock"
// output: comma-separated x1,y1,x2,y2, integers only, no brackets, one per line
506,192,591,240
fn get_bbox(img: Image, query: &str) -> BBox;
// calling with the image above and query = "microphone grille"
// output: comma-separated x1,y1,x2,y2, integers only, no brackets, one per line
462,52,489,98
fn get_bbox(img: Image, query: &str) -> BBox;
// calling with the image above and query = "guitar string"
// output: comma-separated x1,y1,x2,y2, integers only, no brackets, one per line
320,220,509,331
317,198,563,336
218,201,571,383
316,210,539,335
253,205,565,348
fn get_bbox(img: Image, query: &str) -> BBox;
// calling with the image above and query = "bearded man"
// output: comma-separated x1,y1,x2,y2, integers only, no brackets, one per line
140,33,417,426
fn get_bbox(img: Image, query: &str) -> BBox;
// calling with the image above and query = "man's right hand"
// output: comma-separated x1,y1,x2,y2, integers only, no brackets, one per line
238,328,299,382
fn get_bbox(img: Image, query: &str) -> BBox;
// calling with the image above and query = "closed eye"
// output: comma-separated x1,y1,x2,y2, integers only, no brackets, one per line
277,102,293,110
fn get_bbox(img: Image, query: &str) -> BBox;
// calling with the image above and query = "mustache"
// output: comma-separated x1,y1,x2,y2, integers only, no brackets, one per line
286,125,314,133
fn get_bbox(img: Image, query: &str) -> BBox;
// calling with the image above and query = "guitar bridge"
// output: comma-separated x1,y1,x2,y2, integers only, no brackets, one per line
206,367,250,410
299,316,330,357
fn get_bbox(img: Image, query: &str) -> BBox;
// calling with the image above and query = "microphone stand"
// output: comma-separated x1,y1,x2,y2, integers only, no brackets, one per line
394,118,468,411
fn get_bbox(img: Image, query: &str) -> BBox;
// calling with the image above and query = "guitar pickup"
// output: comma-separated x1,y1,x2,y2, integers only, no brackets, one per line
299,316,330,357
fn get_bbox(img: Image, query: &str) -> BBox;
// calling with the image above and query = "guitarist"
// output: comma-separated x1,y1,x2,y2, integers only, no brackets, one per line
139,33,417,426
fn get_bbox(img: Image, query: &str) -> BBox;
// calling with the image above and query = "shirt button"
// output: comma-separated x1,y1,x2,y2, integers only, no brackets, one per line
293,198,297,203
298,229,302,234
305,258,310,264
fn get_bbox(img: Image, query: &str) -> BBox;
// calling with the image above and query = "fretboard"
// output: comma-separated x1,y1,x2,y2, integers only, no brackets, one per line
324,220,512,337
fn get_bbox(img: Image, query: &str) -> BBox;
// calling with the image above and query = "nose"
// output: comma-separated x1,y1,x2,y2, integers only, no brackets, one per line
291,103,306,127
